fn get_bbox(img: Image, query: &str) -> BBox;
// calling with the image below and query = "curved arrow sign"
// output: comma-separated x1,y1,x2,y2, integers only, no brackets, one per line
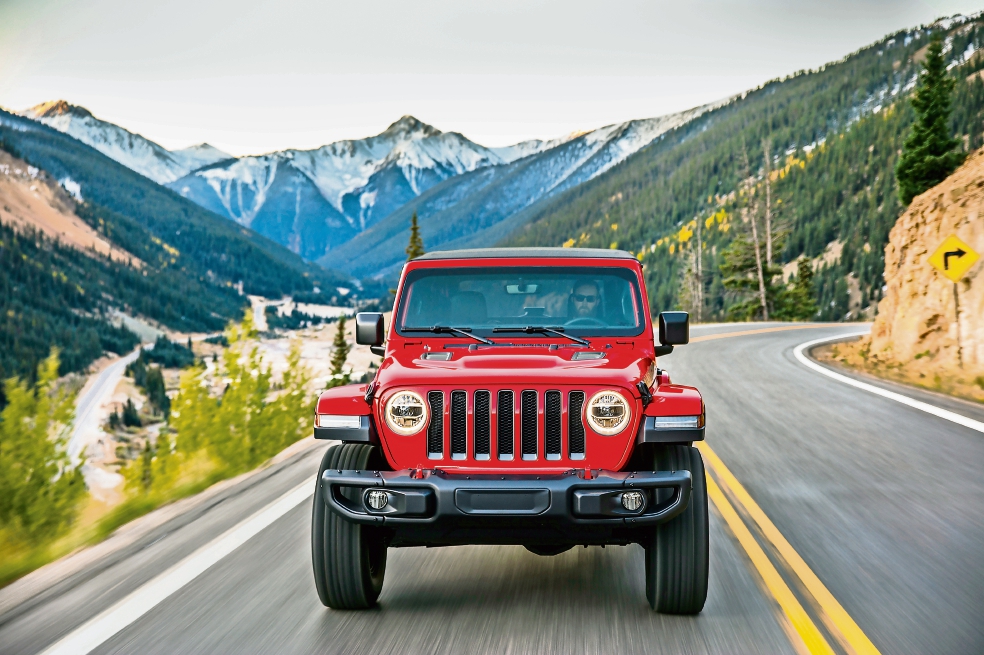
929,235,979,283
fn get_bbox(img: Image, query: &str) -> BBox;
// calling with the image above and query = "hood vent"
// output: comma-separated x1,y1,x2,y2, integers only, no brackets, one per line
571,351,605,360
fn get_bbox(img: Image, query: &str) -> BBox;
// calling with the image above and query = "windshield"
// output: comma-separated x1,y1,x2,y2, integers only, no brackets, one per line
396,265,645,337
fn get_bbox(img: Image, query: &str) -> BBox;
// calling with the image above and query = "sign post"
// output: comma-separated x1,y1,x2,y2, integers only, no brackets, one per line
928,235,980,367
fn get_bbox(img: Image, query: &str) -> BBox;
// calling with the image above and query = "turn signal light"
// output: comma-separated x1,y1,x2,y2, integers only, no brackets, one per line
316,414,361,429
651,415,702,429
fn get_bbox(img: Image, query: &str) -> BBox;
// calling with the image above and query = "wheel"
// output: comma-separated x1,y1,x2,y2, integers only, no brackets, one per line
645,445,709,614
311,443,388,609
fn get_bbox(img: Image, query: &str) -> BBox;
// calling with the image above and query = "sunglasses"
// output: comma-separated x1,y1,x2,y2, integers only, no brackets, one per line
573,294,598,302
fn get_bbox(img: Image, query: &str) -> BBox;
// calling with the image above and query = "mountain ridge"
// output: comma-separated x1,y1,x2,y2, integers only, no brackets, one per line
166,114,557,258
21,101,232,184
317,100,726,277
19,99,725,266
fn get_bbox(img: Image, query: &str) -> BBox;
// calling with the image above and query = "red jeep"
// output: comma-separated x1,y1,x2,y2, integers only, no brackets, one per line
311,248,707,613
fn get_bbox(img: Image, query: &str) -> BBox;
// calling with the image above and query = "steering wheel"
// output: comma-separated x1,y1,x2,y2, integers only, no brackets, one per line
565,317,606,327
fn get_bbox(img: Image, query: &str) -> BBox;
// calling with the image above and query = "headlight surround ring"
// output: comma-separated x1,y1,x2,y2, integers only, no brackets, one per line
384,390,428,435
585,389,631,436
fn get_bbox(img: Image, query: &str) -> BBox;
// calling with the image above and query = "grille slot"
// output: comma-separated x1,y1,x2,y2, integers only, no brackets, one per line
450,391,467,459
497,390,514,459
568,391,585,458
427,391,444,458
474,391,491,459
545,391,562,459
521,390,538,459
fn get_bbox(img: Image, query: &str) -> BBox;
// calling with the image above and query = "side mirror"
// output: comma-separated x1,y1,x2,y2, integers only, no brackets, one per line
355,312,384,347
658,311,689,346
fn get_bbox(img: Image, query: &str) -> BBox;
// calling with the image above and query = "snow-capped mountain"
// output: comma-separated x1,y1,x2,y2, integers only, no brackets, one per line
19,100,720,270
167,116,545,259
169,143,233,173
20,101,231,184
318,101,725,278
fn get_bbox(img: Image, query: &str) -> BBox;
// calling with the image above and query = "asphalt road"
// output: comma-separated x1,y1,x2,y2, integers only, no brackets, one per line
67,347,142,464
2,323,982,654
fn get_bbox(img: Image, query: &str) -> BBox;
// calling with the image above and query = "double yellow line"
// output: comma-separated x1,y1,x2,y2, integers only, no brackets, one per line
700,443,880,655
687,325,879,655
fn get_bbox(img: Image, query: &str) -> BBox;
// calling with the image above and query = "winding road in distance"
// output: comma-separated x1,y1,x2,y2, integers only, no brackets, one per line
1,323,982,655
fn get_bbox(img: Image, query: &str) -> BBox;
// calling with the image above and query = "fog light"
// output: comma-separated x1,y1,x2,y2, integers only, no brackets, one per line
366,489,388,510
621,490,645,512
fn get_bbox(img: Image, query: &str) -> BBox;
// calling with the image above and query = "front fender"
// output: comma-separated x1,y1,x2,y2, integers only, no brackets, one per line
637,383,705,444
314,384,377,443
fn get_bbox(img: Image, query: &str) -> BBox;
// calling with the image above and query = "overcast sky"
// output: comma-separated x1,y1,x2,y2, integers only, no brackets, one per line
0,0,979,155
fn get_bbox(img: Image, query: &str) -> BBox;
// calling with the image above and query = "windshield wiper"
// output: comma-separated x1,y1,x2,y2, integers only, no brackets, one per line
492,326,590,347
403,326,494,345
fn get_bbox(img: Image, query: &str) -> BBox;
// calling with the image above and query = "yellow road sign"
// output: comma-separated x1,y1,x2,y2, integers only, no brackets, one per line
928,235,979,283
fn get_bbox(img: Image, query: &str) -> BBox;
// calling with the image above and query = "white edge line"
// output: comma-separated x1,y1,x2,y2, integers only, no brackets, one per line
39,477,315,655
793,333,984,435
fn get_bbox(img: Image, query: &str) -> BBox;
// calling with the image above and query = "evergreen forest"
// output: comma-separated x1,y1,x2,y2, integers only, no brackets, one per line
0,108,353,394
505,20,984,321
0,219,242,390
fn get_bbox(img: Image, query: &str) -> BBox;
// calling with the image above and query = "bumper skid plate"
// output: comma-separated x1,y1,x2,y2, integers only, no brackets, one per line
321,468,692,528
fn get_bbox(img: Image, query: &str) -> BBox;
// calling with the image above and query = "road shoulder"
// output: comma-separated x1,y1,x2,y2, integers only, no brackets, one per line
802,335,984,424
0,436,326,623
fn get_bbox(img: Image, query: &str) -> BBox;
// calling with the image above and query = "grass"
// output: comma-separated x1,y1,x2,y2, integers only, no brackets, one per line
814,337,984,405
1,452,268,589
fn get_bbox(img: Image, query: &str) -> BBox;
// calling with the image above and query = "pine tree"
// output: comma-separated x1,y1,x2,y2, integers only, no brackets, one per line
327,316,351,388
122,398,141,427
153,432,171,490
145,366,170,418
140,440,153,493
896,32,965,205
406,212,425,260
739,139,770,320
775,258,818,320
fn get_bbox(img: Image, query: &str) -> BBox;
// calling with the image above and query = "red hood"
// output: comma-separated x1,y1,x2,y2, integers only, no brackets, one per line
375,340,653,393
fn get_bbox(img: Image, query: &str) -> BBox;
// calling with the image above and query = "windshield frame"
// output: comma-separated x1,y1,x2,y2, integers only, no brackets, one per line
394,264,647,339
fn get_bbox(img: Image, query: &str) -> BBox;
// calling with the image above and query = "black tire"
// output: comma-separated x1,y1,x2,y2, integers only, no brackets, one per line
311,443,388,609
645,445,709,614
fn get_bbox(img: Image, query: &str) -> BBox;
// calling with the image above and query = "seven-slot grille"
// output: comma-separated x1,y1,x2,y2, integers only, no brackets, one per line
425,389,588,461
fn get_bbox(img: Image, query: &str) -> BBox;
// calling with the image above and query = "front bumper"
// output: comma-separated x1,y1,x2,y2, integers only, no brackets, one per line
320,468,692,547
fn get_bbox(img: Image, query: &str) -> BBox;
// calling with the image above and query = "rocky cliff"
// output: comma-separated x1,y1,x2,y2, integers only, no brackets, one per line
867,147,984,390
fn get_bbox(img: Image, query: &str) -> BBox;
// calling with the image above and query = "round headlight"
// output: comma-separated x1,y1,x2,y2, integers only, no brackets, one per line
384,390,428,435
586,390,631,435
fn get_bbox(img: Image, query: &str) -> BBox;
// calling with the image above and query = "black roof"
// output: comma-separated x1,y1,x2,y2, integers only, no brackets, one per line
415,247,636,261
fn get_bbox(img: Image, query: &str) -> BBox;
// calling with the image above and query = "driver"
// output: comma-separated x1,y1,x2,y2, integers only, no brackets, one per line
570,280,601,319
